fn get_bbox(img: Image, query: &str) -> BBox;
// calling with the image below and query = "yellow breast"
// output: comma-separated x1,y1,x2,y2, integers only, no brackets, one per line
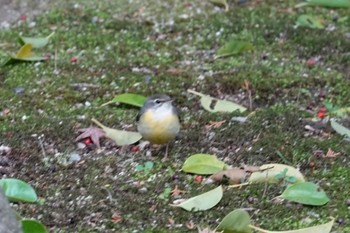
138,110,180,144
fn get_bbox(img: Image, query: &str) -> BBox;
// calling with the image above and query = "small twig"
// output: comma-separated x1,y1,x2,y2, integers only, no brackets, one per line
262,171,268,198
242,80,253,110
102,187,115,204
69,83,100,88
249,224,269,233
54,47,58,72
228,182,250,189
38,136,46,157
91,118,104,128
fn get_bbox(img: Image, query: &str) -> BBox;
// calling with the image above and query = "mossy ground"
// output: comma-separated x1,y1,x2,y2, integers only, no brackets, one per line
0,0,350,232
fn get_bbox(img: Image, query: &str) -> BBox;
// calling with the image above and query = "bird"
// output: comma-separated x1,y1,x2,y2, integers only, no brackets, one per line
137,94,180,161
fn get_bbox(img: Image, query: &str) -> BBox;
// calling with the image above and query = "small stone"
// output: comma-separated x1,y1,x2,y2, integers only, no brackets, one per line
138,187,147,193
336,218,345,225
0,145,11,155
14,87,25,95
0,156,9,166
77,142,86,149
68,152,81,163
346,199,350,207
84,101,91,107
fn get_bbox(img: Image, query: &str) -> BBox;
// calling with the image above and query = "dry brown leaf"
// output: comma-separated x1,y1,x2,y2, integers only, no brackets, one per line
205,120,226,130
325,148,340,158
209,168,247,184
111,212,123,223
168,218,175,225
75,126,106,148
186,220,195,229
241,165,261,173
171,185,186,197
197,227,220,233
166,67,185,74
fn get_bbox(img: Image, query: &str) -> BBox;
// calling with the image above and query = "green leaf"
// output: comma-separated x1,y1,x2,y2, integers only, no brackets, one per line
144,161,154,170
182,154,227,175
331,107,350,117
21,219,48,233
248,164,305,184
160,187,172,199
101,93,147,107
0,178,38,203
296,15,325,29
188,89,247,113
4,56,47,65
18,32,55,48
92,118,142,146
209,0,229,11
216,209,252,233
3,43,47,66
135,164,144,172
330,119,350,138
296,0,350,8
171,186,223,211
281,182,329,206
250,217,334,233
216,40,253,58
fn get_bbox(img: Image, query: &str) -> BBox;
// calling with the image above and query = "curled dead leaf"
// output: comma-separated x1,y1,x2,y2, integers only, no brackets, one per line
186,220,195,229
197,227,220,233
209,168,247,185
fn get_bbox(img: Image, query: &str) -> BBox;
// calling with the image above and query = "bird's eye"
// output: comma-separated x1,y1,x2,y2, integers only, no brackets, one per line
154,99,161,104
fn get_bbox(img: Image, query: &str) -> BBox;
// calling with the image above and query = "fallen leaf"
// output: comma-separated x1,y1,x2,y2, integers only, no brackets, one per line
209,168,248,185
205,120,226,130
4,43,47,66
111,212,123,223
296,15,325,29
281,182,329,206
76,126,106,148
331,106,350,117
182,154,227,175
171,185,186,197
91,118,142,146
250,217,334,233
171,186,223,212
330,119,350,138
16,43,32,58
209,0,229,11
296,0,350,8
216,40,253,58
325,148,340,158
21,219,48,233
186,220,196,229
168,218,175,225
216,209,251,233
248,163,305,184
166,67,185,74
101,93,146,107
18,32,55,48
197,227,218,233
0,178,38,203
188,89,247,113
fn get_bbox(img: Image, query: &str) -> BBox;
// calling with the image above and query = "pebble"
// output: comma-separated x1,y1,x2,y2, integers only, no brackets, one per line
14,87,25,95
68,152,81,163
138,187,148,193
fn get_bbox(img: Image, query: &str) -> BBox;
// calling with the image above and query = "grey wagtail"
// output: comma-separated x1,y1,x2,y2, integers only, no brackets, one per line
137,94,180,160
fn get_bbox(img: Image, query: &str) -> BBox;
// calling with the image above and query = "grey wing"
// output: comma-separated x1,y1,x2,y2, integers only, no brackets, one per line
136,104,147,122
172,106,181,123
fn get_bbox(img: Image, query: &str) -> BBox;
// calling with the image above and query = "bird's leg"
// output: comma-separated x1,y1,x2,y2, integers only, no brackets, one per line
162,144,169,162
